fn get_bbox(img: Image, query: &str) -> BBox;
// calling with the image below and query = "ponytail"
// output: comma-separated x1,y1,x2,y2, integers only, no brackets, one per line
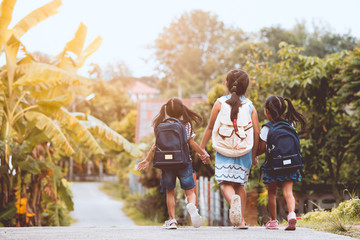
182,104,203,130
153,104,167,134
265,95,306,131
284,98,306,131
226,86,242,122
225,69,249,122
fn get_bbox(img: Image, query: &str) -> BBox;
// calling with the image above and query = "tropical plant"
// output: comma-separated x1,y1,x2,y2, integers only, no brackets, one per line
337,45,360,184
0,0,64,215
245,42,356,201
0,0,142,226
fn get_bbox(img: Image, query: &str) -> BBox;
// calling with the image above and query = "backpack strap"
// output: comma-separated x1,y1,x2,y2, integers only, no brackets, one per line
263,121,274,129
262,121,275,148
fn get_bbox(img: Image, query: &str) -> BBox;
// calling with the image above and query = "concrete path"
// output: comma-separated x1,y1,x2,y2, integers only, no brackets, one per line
1,182,357,239
70,182,135,227
0,226,357,240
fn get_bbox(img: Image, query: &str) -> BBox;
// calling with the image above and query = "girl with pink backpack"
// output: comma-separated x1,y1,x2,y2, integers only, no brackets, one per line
200,69,260,228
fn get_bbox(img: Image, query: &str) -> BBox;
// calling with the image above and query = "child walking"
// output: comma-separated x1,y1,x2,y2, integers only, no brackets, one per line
257,95,306,230
137,97,210,229
200,69,260,228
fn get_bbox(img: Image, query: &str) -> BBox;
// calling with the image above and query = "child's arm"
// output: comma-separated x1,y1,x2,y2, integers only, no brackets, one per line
257,125,269,156
257,139,266,156
188,138,210,164
137,143,155,171
251,108,260,166
200,101,221,149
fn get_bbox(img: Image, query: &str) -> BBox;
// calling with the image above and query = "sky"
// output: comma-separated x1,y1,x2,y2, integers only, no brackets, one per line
8,0,360,78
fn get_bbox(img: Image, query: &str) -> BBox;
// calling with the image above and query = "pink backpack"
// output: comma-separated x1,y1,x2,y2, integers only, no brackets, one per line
212,97,253,157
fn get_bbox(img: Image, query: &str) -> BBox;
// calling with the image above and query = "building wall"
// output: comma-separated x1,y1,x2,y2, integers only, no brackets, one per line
135,99,206,143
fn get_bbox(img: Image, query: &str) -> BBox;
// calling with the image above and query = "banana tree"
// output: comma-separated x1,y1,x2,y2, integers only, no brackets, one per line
0,0,142,226
0,0,63,211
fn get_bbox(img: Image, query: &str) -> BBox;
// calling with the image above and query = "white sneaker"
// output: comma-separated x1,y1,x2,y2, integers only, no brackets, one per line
163,219,177,229
186,203,202,228
229,194,241,226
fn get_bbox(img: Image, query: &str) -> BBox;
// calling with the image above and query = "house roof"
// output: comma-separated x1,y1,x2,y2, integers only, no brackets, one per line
126,81,159,95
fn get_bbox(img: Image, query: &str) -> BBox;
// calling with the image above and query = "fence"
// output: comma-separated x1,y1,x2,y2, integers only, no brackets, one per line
128,170,148,195
128,171,230,225
129,172,347,225
196,176,229,226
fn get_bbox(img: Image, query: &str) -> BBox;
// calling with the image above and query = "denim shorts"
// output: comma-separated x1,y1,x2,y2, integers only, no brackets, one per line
161,163,195,191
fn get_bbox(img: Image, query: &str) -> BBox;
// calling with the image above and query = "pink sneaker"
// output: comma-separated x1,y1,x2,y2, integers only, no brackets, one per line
265,220,279,230
285,212,297,231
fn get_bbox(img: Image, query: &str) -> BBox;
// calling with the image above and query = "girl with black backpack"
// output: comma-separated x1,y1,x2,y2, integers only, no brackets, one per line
257,95,306,231
137,97,210,229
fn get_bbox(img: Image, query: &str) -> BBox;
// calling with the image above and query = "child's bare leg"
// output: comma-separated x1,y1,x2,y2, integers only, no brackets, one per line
184,189,196,205
185,188,202,228
166,189,176,221
267,182,277,220
220,182,235,205
234,184,246,225
281,180,295,213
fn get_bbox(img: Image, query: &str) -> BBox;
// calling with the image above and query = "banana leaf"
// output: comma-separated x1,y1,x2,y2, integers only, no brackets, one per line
37,93,73,109
25,111,74,156
57,178,74,211
12,0,62,39
50,107,104,155
64,22,86,56
14,63,90,89
76,36,102,69
17,158,47,175
0,200,17,227
0,0,16,39
79,114,142,158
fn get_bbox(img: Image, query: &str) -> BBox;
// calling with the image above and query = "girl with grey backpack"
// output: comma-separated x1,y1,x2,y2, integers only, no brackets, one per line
200,69,260,228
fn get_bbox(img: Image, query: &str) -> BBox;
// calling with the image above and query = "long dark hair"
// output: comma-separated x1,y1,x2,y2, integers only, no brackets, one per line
265,95,306,131
225,69,250,122
153,97,202,133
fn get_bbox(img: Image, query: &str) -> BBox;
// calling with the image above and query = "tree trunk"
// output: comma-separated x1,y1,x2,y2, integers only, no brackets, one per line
29,176,42,226
326,156,341,203
0,165,10,208
331,180,341,204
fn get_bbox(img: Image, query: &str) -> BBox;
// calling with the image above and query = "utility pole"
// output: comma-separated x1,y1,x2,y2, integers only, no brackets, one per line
178,84,182,99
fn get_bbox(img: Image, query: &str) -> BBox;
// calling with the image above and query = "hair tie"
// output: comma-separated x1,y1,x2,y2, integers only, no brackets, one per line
233,81,238,85
231,86,237,92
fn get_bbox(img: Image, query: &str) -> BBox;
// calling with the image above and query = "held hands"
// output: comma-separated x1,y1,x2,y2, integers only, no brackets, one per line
198,149,210,164
136,159,150,171
252,156,258,166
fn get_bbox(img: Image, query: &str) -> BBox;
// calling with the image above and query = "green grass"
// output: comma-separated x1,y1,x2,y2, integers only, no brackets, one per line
122,205,162,226
99,182,124,201
297,198,360,239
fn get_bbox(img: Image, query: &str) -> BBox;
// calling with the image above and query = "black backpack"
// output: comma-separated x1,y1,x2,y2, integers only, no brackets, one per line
260,121,304,176
153,117,191,170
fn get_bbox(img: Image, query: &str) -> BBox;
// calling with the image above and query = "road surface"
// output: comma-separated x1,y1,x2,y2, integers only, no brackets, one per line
70,182,135,227
0,226,357,240
1,182,357,239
